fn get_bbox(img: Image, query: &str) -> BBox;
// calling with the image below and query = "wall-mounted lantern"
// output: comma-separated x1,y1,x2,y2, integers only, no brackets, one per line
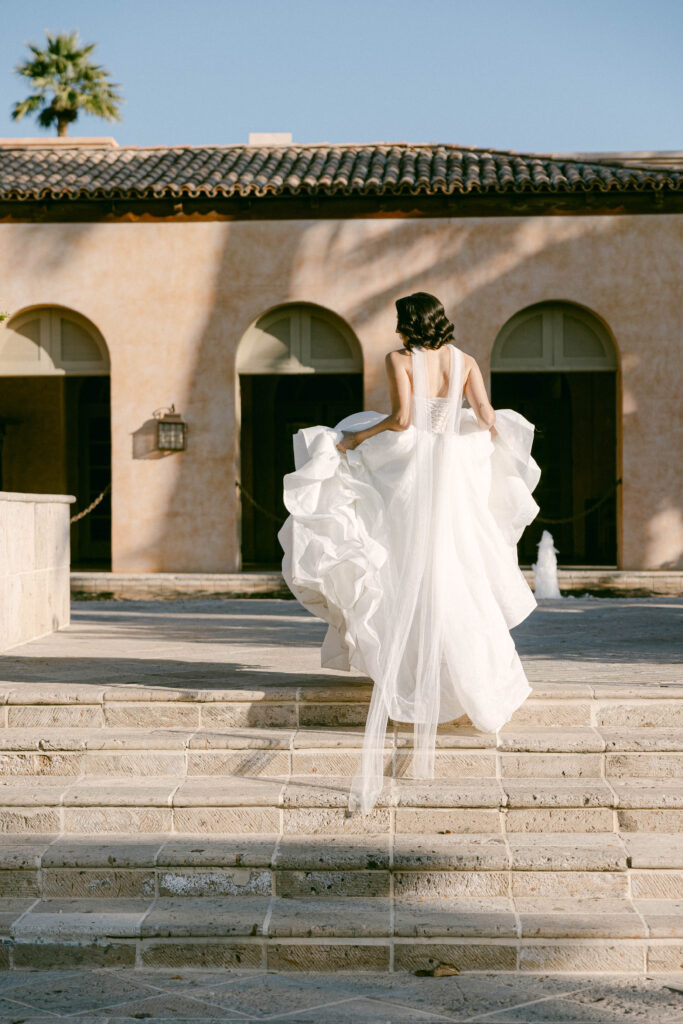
153,405,187,452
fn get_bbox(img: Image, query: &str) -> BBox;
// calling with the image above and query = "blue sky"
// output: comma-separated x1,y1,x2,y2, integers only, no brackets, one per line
1,0,681,153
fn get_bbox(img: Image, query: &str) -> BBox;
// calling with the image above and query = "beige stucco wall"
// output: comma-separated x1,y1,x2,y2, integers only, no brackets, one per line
0,214,680,571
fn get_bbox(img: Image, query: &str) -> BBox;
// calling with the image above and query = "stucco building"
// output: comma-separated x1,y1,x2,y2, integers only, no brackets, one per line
0,136,681,573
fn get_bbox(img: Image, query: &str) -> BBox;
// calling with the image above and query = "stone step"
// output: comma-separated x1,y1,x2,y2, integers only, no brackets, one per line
2,682,680,972
1,726,682,780
2,774,682,835
2,832,682,901
2,682,683,731
3,832,681,973
2,891,681,973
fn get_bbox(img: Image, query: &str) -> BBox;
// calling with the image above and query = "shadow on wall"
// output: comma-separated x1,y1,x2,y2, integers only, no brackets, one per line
153,214,680,573
131,418,174,460
10,222,101,278
645,501,683,569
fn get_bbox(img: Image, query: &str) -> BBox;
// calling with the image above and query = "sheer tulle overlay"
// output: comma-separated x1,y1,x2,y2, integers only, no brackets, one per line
277,343,541,814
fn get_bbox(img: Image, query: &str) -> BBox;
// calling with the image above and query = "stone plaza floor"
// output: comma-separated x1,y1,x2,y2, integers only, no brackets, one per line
0,967,681,1022
3,595,682,689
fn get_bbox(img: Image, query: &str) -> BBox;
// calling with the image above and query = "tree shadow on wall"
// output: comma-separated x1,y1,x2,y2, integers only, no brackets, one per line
154,211,681,575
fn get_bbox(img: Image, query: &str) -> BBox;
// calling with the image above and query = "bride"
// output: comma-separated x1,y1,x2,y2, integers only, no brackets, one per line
277,292,541,814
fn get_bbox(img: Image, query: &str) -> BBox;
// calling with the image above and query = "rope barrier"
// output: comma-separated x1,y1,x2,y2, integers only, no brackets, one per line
236,480,287,523
236,475,623,528
70,482,111,524
67,474,622,531
536,479,622,525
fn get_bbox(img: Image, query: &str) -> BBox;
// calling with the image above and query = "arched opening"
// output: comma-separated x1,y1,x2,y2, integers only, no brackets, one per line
237,302,363,568
491,301,619,567
0,306,112,568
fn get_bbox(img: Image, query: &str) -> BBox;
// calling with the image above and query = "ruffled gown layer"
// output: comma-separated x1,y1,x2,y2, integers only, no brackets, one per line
277,404,541,737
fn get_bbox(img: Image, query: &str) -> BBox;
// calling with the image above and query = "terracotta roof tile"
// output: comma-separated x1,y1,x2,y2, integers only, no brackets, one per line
0,142,680,202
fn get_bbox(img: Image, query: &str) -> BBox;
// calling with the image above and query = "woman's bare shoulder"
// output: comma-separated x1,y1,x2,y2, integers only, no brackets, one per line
459,350,478,386
385,347,411,368
461,350,483,371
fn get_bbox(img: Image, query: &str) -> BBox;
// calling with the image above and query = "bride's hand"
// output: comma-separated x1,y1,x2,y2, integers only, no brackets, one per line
336,430,360,453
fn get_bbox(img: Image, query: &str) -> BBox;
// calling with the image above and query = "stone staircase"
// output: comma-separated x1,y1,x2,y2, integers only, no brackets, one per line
1,680,682,974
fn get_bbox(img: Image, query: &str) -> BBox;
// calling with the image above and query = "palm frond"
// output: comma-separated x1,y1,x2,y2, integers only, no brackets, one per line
11,94,43,120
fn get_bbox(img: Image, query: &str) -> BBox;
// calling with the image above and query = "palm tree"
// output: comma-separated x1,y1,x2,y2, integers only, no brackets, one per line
12,30,123,137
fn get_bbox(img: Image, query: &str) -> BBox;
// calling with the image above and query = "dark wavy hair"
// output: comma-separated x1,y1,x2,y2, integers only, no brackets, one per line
395,292,455,350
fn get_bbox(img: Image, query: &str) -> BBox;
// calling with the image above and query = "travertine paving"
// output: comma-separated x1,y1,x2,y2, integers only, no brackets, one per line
0,968,680,1022
0,598,681,976
1,596,681,687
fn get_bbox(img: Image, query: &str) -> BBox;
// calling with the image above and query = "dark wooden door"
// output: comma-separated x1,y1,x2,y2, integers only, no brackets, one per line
240,373,364,567
69,377,112,568
491,372,617,566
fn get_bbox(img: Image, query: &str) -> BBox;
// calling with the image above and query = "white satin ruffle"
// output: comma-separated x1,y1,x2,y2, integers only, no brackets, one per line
277,404,541,804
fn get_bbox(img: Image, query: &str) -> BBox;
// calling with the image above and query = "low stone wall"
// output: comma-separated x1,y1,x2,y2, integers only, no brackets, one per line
0,491,75,651
70,571,291,601
69,568,683,601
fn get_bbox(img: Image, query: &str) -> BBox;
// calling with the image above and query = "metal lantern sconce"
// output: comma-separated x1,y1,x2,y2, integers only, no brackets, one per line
153,405,187,452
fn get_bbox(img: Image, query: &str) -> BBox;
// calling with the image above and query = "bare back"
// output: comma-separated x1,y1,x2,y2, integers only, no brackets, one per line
391,346,469,396
386,345,494,431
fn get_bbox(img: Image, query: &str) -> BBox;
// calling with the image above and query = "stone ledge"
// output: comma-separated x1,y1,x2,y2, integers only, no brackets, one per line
3,830,678,872
70,569,683,599
2,770,679,811
2,683,682,709
4,895,683,945
0,492,76,504
4,933,678,973
71,571,292,600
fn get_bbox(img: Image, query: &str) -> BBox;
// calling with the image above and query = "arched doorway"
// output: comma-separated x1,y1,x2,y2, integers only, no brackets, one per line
491,301,618,566
237,303,363,568
0,306,111,568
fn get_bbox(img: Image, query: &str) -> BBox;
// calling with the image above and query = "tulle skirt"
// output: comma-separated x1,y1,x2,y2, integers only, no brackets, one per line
277,408,540,736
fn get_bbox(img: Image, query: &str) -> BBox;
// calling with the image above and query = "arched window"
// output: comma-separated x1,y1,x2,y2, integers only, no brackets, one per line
237,303,362,374
492,302,617,373
1,307,110,376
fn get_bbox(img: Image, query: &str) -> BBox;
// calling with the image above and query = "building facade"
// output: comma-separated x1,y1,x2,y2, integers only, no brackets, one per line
0,138,681,572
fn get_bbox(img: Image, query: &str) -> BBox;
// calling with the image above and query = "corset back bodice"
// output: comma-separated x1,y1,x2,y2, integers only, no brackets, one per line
416,396,457,433
411,343,464,434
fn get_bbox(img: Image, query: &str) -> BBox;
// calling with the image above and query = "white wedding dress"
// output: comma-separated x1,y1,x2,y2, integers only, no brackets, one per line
277,343,541,814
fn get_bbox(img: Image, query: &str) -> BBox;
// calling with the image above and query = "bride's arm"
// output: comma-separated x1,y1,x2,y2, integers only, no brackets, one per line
464,358,497,436
337,351,411,450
